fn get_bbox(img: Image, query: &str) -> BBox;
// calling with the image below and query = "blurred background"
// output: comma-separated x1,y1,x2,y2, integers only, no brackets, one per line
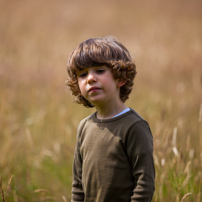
0,0,202,201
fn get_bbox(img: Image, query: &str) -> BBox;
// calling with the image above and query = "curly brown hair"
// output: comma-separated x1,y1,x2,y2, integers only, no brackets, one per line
66,36,137,108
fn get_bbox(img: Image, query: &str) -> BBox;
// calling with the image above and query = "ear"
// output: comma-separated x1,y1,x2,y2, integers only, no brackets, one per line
117,80,126,87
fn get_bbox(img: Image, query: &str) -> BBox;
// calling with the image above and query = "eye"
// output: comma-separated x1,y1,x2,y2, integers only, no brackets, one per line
96,69,105,74
78,72,88,78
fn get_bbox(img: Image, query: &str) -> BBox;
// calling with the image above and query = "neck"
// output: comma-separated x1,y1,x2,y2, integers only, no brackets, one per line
95,101,128,119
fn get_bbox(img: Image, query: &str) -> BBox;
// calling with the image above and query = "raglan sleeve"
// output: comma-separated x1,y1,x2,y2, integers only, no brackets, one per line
126,121,155,202
71,122,85,202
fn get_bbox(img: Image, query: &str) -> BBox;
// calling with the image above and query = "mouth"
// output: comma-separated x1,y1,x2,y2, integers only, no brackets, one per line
88,87,101,93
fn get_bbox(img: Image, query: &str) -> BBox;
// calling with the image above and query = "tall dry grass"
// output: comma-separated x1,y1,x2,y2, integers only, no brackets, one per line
0,0,202,201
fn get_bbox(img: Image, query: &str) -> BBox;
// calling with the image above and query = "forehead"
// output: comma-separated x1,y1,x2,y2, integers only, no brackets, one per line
76,65,109,73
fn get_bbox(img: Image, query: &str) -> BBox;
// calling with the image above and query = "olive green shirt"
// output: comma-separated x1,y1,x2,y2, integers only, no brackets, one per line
71,109,155,202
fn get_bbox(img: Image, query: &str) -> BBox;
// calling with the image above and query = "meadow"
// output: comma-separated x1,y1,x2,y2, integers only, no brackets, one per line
0,0,202,201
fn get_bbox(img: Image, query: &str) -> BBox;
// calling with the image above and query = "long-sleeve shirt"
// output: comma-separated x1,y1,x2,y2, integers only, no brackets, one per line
71,108,155,202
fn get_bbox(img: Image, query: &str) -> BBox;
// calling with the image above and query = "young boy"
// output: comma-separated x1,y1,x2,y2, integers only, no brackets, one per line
66,36,155,202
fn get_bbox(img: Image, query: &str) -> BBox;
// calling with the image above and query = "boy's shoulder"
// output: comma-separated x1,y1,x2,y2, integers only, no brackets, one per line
126,108,146,122
77,114,92,131
114,108,147,123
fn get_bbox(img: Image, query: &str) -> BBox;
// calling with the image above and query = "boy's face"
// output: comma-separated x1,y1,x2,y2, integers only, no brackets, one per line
77,66,124,107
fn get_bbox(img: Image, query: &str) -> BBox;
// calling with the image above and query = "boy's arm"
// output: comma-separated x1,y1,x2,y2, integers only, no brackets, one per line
71,126,85,202
126,121,155,202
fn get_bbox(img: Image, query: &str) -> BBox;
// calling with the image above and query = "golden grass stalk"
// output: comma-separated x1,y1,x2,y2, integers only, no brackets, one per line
34,189,49,193
0,177,5,202
7,175,14,192
180,193,192,202
172,127,178,146
62,195,68,202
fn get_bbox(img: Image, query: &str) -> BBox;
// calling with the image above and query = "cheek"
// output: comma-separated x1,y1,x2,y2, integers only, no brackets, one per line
78,81,86,94
77,80,83,89
104,77,118,88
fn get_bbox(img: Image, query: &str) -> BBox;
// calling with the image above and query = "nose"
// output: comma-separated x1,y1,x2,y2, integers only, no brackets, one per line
87,71,97,84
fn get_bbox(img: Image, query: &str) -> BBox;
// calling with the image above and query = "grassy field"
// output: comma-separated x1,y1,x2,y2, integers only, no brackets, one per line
0,0,202,201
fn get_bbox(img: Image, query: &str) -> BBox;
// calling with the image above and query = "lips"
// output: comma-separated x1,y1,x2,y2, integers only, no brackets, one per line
88,86,101,93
